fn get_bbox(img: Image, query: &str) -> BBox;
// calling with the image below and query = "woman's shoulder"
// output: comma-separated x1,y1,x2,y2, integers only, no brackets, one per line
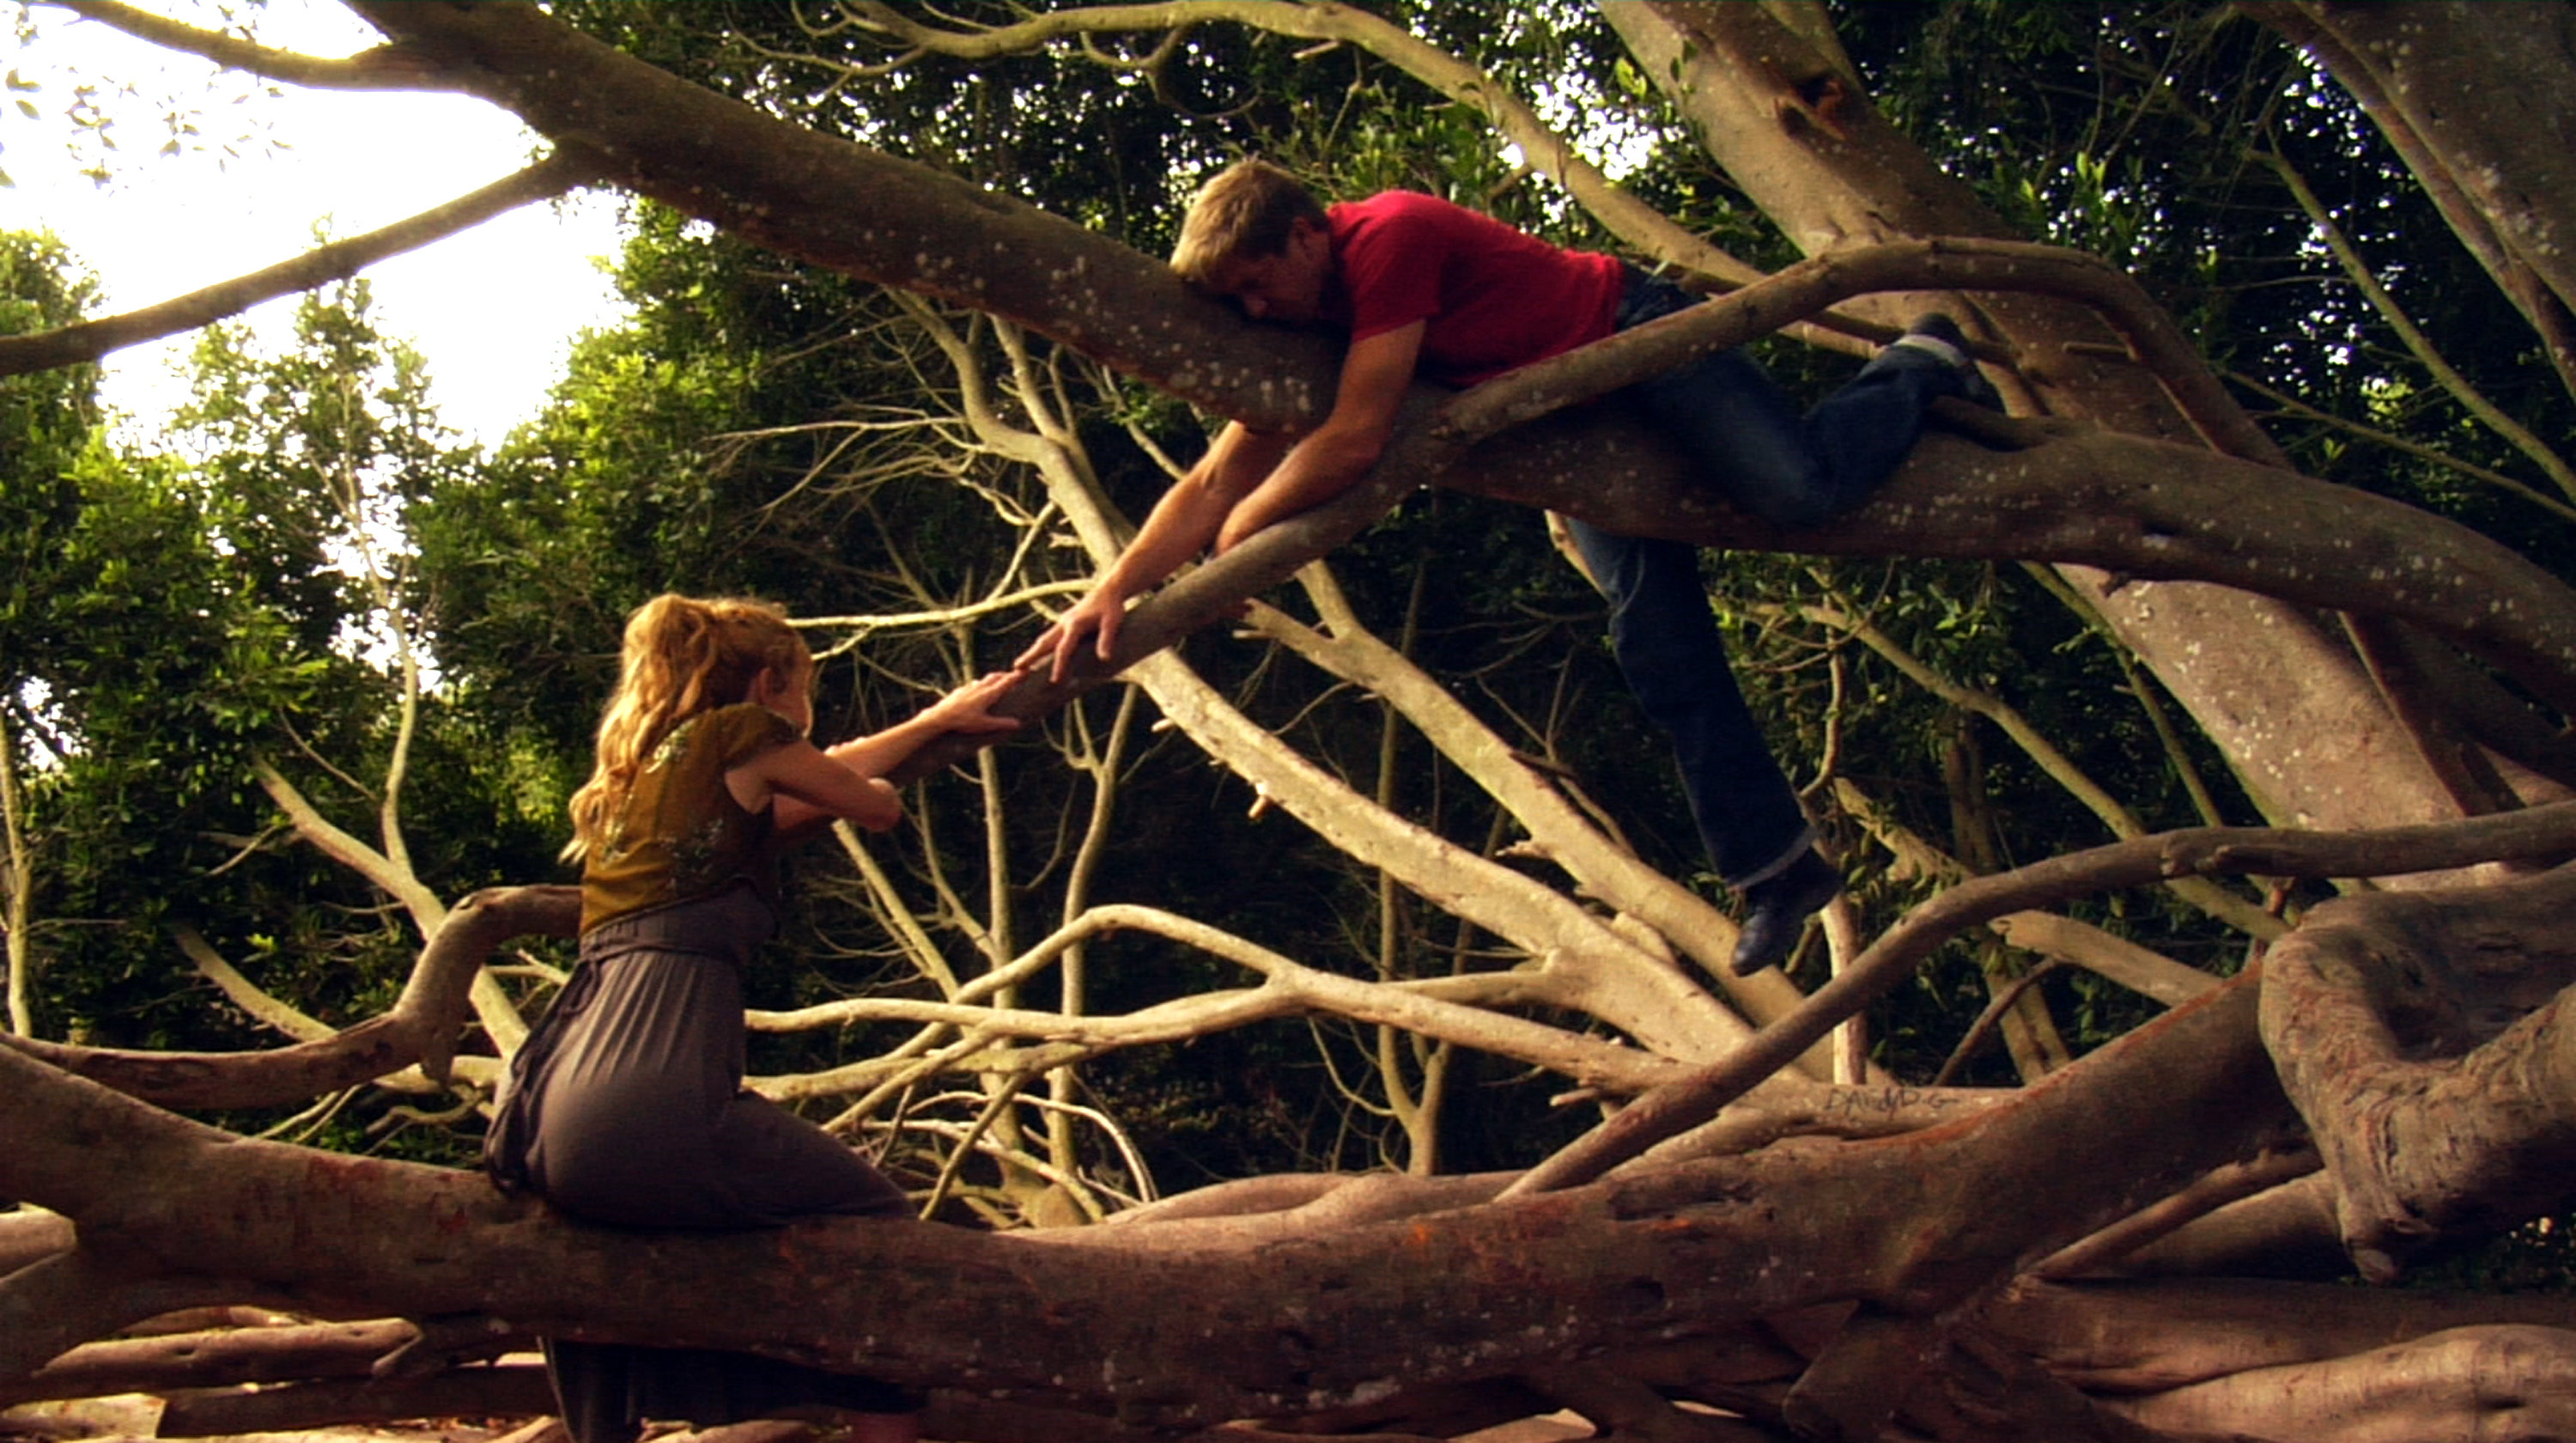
700,703,803,762
647,703,800,776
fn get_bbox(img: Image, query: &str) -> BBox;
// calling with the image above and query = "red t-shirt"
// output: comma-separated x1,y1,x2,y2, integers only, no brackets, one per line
1326,192,1625,387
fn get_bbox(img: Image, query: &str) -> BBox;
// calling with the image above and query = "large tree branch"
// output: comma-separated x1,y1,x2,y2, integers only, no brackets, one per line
835,2,1762,289
0,972,2286,1420
874,239,2576,778
44,0,458,88
0,885,574,1111
2261,863,2576,1281
0,154,594,381
1510,812,2576,1198
343,0,1327,424
249,6,2576,759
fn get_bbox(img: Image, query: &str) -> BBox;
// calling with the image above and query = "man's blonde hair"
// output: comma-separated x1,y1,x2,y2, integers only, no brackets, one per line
1170,160,1327,286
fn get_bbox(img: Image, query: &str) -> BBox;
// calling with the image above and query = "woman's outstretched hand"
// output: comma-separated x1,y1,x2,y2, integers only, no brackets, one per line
919,670,1027,735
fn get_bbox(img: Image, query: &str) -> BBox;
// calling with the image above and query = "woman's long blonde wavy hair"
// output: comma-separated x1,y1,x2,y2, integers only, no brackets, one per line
564,594,811,862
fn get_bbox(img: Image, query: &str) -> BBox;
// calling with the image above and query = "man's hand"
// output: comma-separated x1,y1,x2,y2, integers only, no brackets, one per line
1016,583,1132,685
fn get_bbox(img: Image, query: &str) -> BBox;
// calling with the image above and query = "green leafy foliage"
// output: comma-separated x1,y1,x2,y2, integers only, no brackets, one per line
2,242,556,1160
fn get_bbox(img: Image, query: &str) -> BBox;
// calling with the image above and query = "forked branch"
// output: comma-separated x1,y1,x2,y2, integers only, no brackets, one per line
1511,809,2576,1197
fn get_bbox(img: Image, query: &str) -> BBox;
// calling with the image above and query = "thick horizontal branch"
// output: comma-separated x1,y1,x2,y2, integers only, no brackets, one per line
0,980,2283,1419
344,0,1334,426
0,1318,515,1407
46,1,462,89
321,7,2576,751
0,1248,238,1387
841,0,1772,295
1989,1275,2576,1395
903,307,2576,781
0,154,592,381
155,1365,556,1437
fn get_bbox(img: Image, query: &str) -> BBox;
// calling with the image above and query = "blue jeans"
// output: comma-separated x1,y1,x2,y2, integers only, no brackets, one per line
1568,269,1963,886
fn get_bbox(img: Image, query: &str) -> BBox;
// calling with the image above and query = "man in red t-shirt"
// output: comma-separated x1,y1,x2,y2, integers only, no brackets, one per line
1021,160,1991,974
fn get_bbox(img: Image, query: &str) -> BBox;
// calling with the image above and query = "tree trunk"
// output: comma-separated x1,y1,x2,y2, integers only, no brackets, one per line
1608,1,2494,868
2245,1,2576,397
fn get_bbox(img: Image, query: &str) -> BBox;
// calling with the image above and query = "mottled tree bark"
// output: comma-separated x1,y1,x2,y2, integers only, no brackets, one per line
2262,864,2576,1281
2245,1,2576,397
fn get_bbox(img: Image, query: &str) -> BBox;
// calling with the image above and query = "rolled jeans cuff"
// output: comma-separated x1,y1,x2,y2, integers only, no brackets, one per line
1730,825,1819,892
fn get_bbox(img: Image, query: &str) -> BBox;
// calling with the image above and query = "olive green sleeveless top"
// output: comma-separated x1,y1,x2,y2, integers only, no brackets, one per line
580,703,801,935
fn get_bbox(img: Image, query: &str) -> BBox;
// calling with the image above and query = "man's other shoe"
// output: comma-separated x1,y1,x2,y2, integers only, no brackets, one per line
1730,849,1844,976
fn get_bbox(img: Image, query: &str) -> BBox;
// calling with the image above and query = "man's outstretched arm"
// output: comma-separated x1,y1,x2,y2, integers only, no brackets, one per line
1018,419,1295,681
1020,320,1426,683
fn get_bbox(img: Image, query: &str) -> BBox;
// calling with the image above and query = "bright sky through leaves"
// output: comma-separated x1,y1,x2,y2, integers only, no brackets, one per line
2,0,628,448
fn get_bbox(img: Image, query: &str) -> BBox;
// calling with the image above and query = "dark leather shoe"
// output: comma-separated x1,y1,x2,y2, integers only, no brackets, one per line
1903,312,2002,410
1730,849,1844,976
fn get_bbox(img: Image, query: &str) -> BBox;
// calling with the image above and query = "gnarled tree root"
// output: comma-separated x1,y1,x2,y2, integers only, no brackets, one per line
2261,864,2576,1280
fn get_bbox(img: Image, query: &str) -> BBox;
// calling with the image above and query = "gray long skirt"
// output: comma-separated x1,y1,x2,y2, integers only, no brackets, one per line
484,887,920,1443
